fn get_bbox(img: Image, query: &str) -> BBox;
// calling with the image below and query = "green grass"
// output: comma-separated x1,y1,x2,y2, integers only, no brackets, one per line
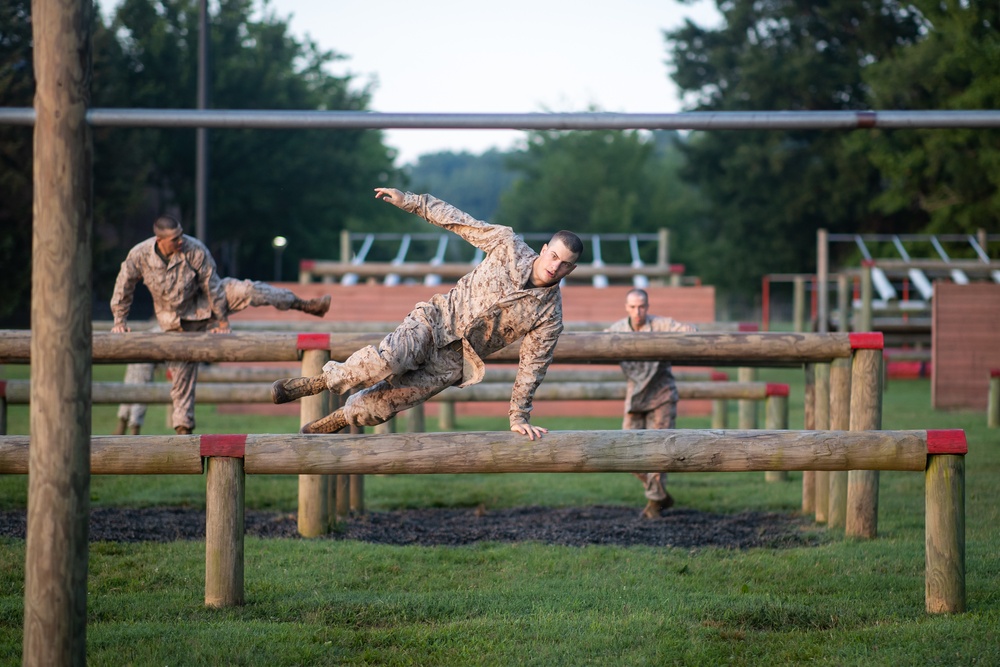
2,364,999,665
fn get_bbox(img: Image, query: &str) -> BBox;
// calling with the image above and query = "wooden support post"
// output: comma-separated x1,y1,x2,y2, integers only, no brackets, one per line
764,388,789,482
817,228,829,334
336,475,351,520
828,357,851,529
350,475,365,514
802,364,816,514
407,404,426,433
298,348,330,537
814,362,831,523
711,399,728,429
439,401,456,430
988,371,1000,428
836,274,850,333
793,276,806,333
737,368,757,429
205,456,245,608
24,1,94,663
0,392,6,436
925,453,965,614
858,262,874,334
846,343,883,539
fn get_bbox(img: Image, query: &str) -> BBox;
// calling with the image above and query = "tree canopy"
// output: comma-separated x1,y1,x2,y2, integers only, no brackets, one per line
1,0,400,325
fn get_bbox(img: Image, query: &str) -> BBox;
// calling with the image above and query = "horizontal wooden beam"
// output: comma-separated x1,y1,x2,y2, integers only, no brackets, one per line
1,380,777,404
0,429,948,476
0,435,203,475
0,330,858,365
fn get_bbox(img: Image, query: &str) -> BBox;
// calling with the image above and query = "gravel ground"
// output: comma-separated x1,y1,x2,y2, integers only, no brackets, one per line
0,505,822,550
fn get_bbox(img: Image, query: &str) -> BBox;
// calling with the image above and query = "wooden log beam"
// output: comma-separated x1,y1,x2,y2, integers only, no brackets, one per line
240,429,931,476
2,380,782,405
0,429,943,476
0,330,862,366
0,436,203,475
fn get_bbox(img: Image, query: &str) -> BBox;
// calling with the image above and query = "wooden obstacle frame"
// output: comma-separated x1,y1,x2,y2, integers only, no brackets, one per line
0,329,891,539
0,427,968,614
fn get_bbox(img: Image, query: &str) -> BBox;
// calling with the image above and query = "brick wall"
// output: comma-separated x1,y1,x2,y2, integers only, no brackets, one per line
932,282,1000,410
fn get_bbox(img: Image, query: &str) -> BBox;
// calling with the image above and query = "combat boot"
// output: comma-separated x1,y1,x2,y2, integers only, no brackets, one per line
271,375,329,404
300,408,349,434
295,295,331,317
175,426,193,435
128,424,141,435
113,417,128,435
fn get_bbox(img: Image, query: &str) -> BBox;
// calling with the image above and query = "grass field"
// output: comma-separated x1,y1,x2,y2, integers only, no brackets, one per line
1,363,998,665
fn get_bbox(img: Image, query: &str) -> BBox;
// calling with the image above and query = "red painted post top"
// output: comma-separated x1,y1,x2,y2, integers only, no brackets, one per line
0,380,5,398
299,259,316,271
926,429,967,455
200,434,247,458
861,259,876,268
737,322,759,332
991,369,1000,378
765,383,790,397
849,332,884,350
711,371,729,381
670,264,685,274
297,333,331,350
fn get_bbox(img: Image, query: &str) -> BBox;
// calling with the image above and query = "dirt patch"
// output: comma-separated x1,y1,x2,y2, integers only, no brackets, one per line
0,505,822,550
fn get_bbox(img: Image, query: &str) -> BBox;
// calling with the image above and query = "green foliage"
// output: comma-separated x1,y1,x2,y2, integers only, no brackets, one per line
405,149,520,224
0,0,400,325
490,129,706,266
855,2,1000,240
666,1,926,293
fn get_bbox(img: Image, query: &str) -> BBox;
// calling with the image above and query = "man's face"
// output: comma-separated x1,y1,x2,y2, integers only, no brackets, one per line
531,239,578,287
156,229,185,257
625,293,649,329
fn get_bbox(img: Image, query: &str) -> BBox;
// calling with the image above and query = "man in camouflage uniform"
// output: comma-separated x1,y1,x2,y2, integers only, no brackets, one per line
272,187,583,440
110,215,331,434
606,288,696,518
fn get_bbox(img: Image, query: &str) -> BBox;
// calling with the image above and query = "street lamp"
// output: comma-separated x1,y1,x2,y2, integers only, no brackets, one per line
272,236,287,281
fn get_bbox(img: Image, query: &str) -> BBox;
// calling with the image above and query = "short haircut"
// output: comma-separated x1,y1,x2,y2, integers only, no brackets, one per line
550,230,584,261
626,288,649,303
153,215,182,236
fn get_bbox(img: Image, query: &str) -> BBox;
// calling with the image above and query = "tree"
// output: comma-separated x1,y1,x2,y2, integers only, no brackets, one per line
856,2,1000,242
665,0,924,294
0,0,401,324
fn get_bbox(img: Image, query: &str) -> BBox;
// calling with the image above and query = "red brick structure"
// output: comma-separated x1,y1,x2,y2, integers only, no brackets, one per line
932,282,1000,410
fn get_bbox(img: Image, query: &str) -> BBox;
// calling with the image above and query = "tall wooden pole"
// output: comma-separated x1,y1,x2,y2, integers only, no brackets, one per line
925,453,965,613
25,0,93,663
205,456,244,607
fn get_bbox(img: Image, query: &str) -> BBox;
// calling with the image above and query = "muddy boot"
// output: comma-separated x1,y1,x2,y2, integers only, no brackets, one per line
300,408,349,434
113,417,128,435
295,295,331,318
271,375,328,404
174,426,193,435
128,424,141,435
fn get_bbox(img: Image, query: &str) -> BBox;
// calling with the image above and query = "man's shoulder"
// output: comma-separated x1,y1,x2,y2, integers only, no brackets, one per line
606,317,631,332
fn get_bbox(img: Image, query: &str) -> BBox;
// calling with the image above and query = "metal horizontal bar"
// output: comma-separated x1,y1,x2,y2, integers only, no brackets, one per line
4,108,1000,130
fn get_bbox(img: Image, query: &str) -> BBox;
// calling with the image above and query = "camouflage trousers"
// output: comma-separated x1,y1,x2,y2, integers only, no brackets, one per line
221,278,298,313
623,401,678,501
116,361,156,427
324,310,465,428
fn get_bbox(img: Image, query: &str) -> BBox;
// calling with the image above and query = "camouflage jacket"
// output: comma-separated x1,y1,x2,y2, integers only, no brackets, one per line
110,235,228,332
606,314,696,412
398,193,564,426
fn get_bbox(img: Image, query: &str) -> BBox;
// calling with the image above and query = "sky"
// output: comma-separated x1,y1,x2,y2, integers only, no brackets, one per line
263,0,722,166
